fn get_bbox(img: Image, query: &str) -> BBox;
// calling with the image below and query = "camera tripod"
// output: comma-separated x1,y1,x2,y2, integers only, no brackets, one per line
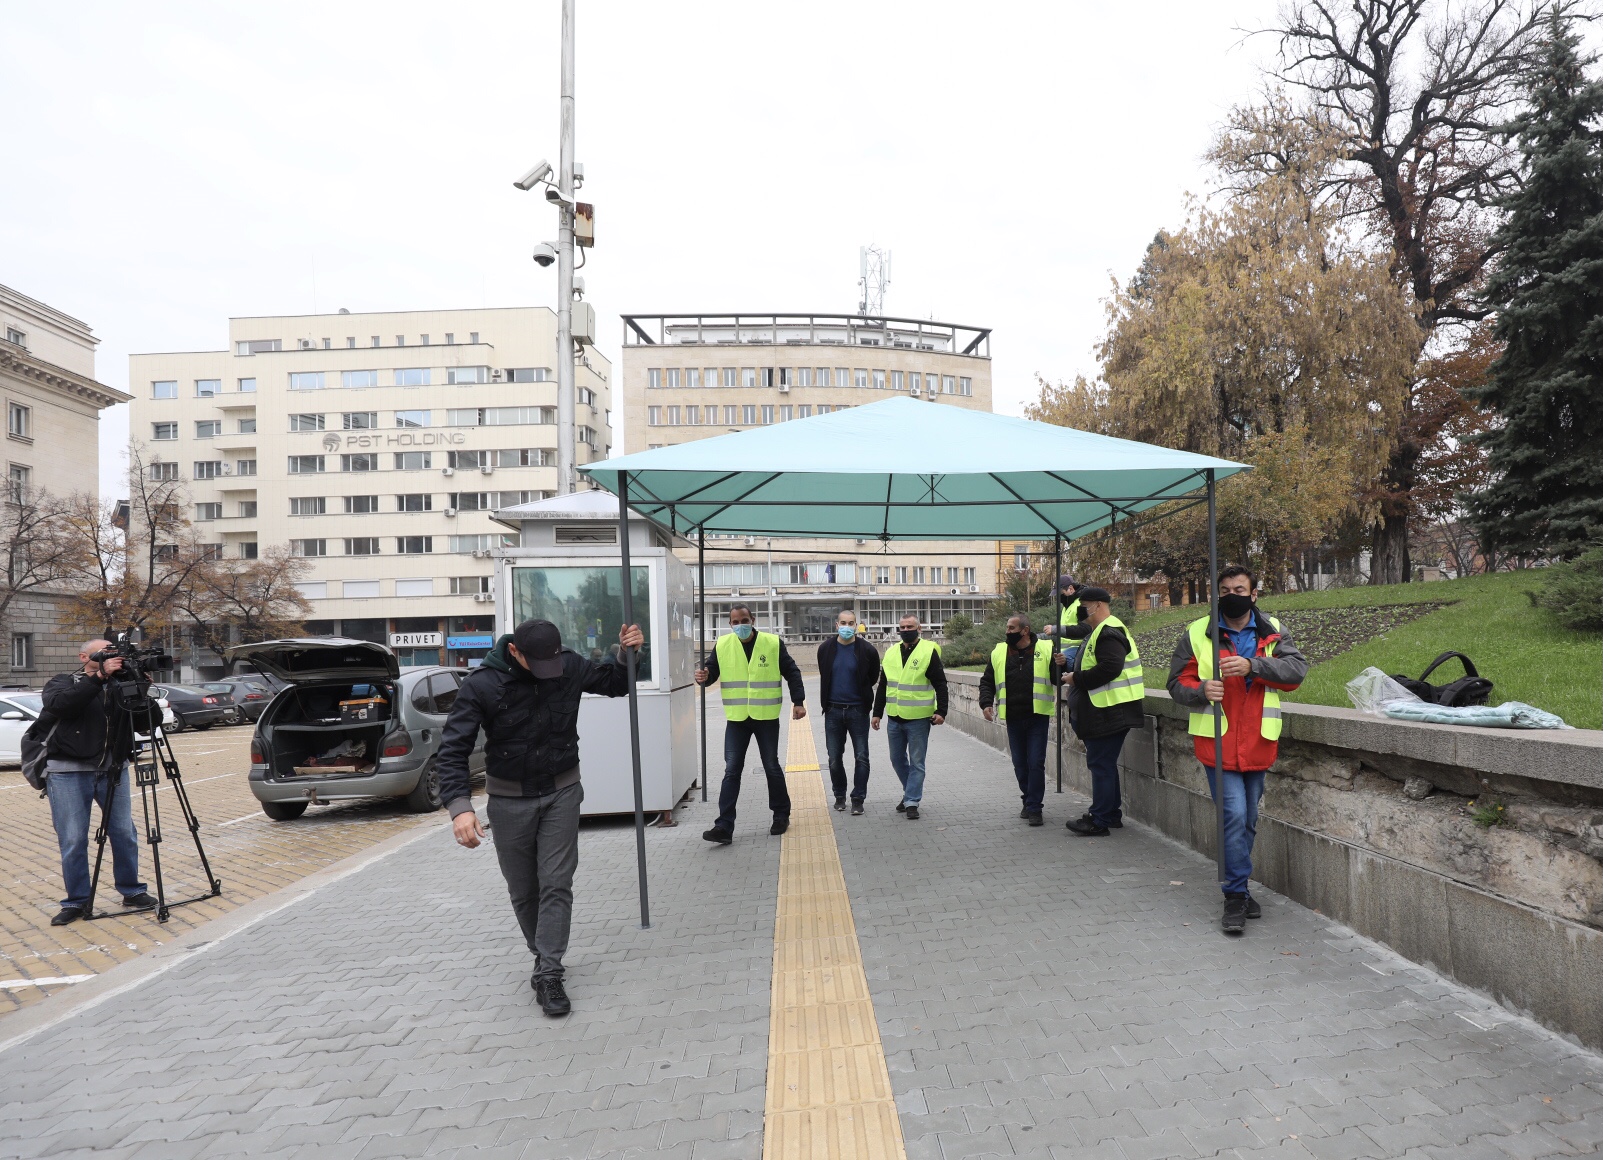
84,714,221,924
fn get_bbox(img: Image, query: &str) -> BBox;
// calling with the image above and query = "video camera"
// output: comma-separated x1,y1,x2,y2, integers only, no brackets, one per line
89,630,171,677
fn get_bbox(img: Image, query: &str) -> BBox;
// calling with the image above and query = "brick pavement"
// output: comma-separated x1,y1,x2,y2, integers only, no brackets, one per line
0,695,1599,1159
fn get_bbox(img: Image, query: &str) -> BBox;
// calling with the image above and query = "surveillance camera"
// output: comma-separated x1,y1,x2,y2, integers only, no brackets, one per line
544,185,575,209
532,242,558,268
513,160,552,191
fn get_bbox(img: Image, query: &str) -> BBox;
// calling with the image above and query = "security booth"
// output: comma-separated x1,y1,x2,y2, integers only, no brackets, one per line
491,492,698,817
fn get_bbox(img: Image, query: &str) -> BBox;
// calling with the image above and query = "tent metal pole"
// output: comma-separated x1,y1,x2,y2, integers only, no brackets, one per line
617,472,651,928
698,528,707,802
1206,470,1226,885
1053,533,1063,794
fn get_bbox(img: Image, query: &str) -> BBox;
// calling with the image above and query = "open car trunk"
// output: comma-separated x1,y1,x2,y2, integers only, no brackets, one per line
263,681,397,780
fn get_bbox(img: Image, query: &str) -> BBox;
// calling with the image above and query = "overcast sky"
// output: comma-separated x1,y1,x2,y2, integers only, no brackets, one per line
1,0,1285,499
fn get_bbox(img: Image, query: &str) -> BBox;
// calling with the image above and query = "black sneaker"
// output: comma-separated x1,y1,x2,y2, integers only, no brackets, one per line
770,816,789,836
1065,814,1110,837
895,801,907,813
904,806,920,820
702,827,732,845
534,976,571,1017
1245,896,1262,920
1108,817,1124,828
834,796,846,811
1019,806,1031,819
1025,811,1043,827
121,892,158,910
1222,895,1248,934
850,802,864,816
50,907,84,927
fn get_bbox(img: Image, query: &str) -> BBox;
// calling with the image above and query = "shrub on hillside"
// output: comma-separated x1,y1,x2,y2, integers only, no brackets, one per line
1539,548,1603,631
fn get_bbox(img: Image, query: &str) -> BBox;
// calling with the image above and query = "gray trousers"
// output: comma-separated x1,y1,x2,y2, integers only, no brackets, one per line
486,782,583,980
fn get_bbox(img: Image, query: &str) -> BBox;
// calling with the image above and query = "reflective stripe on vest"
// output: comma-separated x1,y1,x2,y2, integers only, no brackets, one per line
716,631,783,722
1185,615,1283,741
883,638,938,719
989,639,1055,720
1080,614,1144,708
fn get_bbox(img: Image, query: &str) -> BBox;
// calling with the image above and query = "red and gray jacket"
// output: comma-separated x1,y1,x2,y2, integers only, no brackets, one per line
1165,610,1308,772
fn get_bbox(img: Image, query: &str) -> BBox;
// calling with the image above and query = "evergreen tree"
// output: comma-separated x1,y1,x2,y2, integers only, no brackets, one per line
1470,13,1603,560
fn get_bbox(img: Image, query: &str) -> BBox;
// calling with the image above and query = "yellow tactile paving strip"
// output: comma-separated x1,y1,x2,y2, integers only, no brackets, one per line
764,720,907,1160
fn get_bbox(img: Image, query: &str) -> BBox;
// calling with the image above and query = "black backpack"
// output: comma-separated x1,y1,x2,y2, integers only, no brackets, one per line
1391,652,1494,708
20,715,57,796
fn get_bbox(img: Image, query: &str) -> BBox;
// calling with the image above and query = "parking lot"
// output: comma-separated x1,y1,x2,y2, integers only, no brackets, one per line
0,724,446,1020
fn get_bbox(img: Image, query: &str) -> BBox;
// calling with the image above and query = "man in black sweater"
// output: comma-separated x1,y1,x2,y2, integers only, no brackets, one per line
1061,587,1146,837
438,617,643,1016
817,609,880,814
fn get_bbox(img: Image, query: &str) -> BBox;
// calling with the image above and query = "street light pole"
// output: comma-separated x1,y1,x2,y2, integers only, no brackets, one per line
555,0,577,495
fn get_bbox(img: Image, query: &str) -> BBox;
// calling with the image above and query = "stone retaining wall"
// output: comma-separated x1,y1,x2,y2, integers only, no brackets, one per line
945,669,1603,1050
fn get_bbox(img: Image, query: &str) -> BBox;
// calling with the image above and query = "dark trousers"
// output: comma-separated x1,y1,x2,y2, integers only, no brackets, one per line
1005,714,1050,813
1081,731,1128,827
715,716,789,834
486,781,583,981
825,703,871,803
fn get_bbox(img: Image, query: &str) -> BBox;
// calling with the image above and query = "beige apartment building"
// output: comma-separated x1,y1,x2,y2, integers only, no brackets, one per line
0,284,130,680
620,312,1001,640
129,306,611,670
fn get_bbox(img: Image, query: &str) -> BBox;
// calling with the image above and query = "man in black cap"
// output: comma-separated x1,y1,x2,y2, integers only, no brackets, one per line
1042,574,1091,666
1060,587,1145,838
437,617,644,1016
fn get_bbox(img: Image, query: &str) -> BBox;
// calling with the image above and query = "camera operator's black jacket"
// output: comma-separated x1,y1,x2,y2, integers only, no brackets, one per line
436,635,631,819
40,671,137,767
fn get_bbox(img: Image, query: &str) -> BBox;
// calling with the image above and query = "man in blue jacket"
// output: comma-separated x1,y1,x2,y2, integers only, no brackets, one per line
816,609,880,814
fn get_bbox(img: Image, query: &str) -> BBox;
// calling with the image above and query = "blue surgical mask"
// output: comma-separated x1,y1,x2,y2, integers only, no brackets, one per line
837,625,856,641
732,623,754,641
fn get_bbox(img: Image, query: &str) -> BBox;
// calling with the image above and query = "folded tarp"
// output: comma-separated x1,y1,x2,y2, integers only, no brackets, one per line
1382,701,1571,729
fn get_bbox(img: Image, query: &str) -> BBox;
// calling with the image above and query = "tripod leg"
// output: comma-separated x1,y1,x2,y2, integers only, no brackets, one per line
84,767,120,917
132,753,172,922
156,733,221,897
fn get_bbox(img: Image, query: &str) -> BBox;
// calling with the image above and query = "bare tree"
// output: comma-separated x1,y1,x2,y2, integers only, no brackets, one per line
0,482,92,672
171,545,312,668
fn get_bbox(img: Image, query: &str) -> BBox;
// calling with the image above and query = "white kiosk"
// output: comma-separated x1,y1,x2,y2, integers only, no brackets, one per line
491,493,698,817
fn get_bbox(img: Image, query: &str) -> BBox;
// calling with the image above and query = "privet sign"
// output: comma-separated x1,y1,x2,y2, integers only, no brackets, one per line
390,632,443,648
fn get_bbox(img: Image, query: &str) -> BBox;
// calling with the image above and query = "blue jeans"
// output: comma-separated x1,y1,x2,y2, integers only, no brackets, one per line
885,716,931,806
715,717,789,834
825,704,871,803
1005,714,1050,813
47,765,146,909
1082,731,1128,827
1205,766,1266,897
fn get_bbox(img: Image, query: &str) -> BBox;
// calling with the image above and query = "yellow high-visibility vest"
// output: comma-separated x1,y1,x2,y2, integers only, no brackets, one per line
1080,614,1144,708
1059,598,1081,631
716,631,783,722
883,639,938,720
989,639,1055,720
1185,615,1283,740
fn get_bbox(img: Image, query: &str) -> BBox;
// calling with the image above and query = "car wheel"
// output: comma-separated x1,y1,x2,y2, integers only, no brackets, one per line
168,712,186,733
402,759,442,814
261,800,308,821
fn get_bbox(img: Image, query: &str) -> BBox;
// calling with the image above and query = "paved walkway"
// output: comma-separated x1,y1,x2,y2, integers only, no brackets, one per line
1,701,1601,1159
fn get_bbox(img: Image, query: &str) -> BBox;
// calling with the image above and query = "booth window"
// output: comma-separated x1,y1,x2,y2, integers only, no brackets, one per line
511,565,651,681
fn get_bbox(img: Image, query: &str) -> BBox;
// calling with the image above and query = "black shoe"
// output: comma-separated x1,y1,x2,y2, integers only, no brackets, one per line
1019,806,1031,819
834,796,846,811
895,800,907,813
1109,817,1124,828
850,802,864,816
1245,896,1262,920
904,805,920,820
702,827,732,845
1065,815,1110,837
121,892,158,910
1222,895,1248,934
770,816,789,836
50,907,84,927
534,976,571,1017
1025,812,1043,827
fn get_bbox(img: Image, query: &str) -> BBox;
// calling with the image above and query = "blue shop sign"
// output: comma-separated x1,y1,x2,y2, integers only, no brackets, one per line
446,634,494,650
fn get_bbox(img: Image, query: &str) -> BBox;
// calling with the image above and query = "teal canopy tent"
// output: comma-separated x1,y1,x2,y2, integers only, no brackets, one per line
580,396,1250,927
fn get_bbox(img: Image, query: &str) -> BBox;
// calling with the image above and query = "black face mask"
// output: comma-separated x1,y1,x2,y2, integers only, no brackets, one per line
1005,631,1025,648
899,629,921,645
1218,592,1254,619
1060,591,1075,606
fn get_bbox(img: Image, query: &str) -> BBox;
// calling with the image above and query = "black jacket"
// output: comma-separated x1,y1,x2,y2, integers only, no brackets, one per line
872,640,949,718
977,636,1065,716
817,636,881,708
39,670,138,767
699,635,806,706
436,634,630,815
1068,622,1146,739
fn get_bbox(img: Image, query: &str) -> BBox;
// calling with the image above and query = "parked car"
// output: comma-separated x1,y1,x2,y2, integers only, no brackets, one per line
227,638,485,821
149,684,229,732
0,690,176,762
212,676,278,723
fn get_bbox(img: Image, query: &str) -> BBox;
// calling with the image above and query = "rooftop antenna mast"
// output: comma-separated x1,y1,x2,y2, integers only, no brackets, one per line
857,245,891,317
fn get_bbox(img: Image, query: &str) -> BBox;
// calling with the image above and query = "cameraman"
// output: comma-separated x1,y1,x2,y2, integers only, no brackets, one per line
40,639,155,925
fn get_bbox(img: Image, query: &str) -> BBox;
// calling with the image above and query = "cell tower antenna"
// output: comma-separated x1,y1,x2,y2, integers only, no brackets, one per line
857,245,891,317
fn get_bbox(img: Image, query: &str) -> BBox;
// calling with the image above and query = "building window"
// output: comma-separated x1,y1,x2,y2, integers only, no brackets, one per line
778,405,793,422
346,537,381,555
6,403,30,439
195,420,222,438
508,367,551,383
470,332,479,343
444,333,454,345
814,366,829,385
152,544,178,562
288,456,325,474
721,368,737,387
723,405,737,425
344,495,379,513
741,368,756,387
238,418,256,433
240,541,259,559
289,497,327,515
397,536,433,555
195,503,222,521
895,567,908,584
648,406,661,426
741,405,756,425
240,501,258,517
875,567,890,585
292,539,327,557
196,379,221,397
891,371,903,391
289,413,325,431
1013,544,1030,571
289,372,325,391
664,368,680,389
398,493,433,512
496,489,550,505
6,464,29,503
495,449,551,467
236,459,257,476
395,335,406,346
152,381,177,399
685,369,701,388
371,336,381,347
236,339,281,355
450,576,493,595
199,544,224,561
666,406,680,426
421,334,430,346
342,370,379,388
148,461,179,482
152,422,178,441
449,491,491,511
908,373,922,395
761,405,774,425
872,370,886,390
963,567,976,585
447,366,487,385
395,410,430,428
347,337,357,348
912,567,926,584
834,368,849,387
11,633,33,671
959,377,972,396
449,534,513,553
577,426,596,446
343,411,378,430
238,377,257,393
4,328,26,348
395,452,432,471
193,461,222,480
448,450,488,469
341,454,378,472
798,405,812,419
796,368,811,387
685,405,701,425
394,368,430,386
